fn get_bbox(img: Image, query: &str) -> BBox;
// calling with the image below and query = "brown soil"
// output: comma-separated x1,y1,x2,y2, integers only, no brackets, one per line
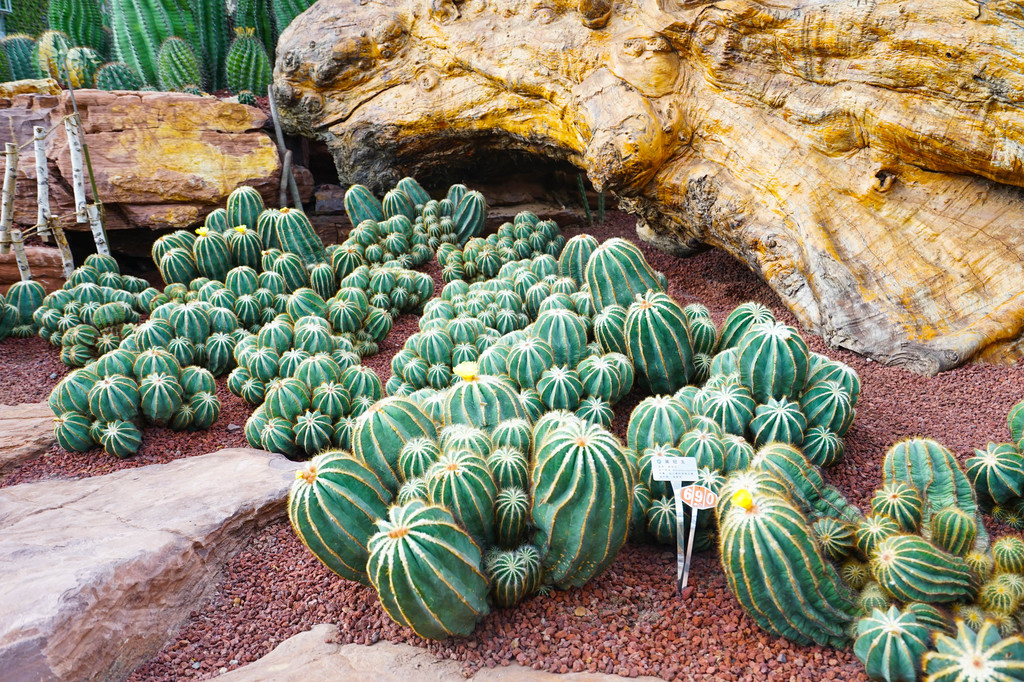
3,211,1022,680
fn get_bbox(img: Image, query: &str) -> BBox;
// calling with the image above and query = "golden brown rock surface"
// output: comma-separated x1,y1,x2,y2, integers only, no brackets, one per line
273,0,1024,374
0,91,312,232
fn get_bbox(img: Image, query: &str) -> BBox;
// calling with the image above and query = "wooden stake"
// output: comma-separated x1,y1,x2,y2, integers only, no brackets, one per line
86,203,109,255
51,221,75,278
0,142,17,255
280,149,292,208
64,117,88,223
33,126,51,243
10,227,32,281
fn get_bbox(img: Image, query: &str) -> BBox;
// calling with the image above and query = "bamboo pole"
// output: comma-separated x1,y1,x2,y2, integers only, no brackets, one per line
86,203,109,256
9,227,32,281
33,126,51,242
280,149,292,208
0,142,17,255
51,221,75,278
64,117,88,223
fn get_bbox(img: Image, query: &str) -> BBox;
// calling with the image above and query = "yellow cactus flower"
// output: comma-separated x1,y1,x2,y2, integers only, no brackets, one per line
732,488,754,511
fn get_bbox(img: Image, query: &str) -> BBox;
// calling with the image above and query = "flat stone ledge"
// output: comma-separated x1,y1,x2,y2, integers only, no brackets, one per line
216,624,665,682
0,402,56,475
0,448,301,682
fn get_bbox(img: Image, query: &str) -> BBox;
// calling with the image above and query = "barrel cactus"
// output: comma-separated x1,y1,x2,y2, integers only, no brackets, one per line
870,533,977,604
853,606,930,682
366,500,490,640
625,291,695,394
922,620,1024,681
585,238,665,313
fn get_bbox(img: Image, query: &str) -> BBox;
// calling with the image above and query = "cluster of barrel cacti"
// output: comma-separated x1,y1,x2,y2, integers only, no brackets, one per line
0,279,46,341
344,178,488,263
235,315,385,459
32,255,160,366
1,0,313,94
48,308,230,457
435,211,566,284
288,390,635,638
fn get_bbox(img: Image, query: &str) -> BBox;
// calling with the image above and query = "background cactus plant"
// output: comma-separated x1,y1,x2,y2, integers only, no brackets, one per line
225,27,272,95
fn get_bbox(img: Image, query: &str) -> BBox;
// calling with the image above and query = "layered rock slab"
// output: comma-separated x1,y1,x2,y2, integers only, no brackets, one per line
0,448,301,682
0,402,56,475
218,624,665,682
0,90,312,232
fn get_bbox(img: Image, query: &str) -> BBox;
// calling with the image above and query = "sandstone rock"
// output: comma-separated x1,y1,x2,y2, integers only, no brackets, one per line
0,247,67,295
0,448,301,682
0,90,313,233
0,79,61,98
217,624,663,682
274,0,1024,373
0,403,55,475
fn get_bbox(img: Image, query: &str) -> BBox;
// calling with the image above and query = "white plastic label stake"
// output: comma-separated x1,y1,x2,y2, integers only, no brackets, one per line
675,484,719,590
651,457,699,593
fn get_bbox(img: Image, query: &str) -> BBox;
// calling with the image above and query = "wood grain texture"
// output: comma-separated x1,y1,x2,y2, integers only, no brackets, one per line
273,0,1024,374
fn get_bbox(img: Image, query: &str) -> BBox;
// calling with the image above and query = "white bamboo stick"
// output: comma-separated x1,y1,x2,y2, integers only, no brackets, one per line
34,126,51,242
86,203,109,255
10,228,32,281
64,117,88,223
0,142,17,255
51,222,75,278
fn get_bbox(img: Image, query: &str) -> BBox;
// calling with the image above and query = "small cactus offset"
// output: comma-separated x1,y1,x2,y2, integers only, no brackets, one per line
237,90,258,106
870,534,977,604
226,28,273,95
157,37,204,91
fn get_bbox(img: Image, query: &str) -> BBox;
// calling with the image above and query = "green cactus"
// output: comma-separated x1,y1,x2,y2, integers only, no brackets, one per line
47,0,109,56
54,411,95,452
922,621,1024,680
558,234,599,287
425,448,497,549
965,442,1024,508
271,207,328,264
750,396,807,448
718,487,858,648
367,500,490,640
225,27,272,95
930,506,978,557
625,290,696,393
0,35,44,82
234,0,276,62
443,362,528,431
813,517,857,562
585,237,665,313
626,394,692,454
751,443,860,522
993,535,1024,574
870,533,976,603
99,419,143,458
288,450,393,584
853,606,929,682
109,0,176,86
871,482,924,533
351,396,437,493
156,36,203,90
531,418,633,589
187,0,228,90
883,437,987,548
494,486,530,549
138,372,183,424
737,320,810,403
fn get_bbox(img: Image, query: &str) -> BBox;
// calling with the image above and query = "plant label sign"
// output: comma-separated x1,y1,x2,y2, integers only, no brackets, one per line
651,456,712,593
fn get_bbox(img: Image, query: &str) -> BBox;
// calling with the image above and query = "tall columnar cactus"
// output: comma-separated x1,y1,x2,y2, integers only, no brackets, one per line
585,238,665,313
870,534,976,603
157,37,204,91
234,0,276,63
922,621,1024,680
717,488,858,648
271,0,315,39
853,607,930,682
109,0,176,86
187,0,228,90
47,0,108,56
366,501,490,640
225,27,272,95
94,62,146,90
288,450,392,586
625,290,696,393
531,418,633,589
0,35,43,82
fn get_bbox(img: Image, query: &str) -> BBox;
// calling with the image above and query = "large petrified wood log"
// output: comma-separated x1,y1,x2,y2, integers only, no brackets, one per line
273,0,1024,374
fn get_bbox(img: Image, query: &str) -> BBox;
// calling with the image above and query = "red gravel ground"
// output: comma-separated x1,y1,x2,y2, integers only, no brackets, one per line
4,211,1023,680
